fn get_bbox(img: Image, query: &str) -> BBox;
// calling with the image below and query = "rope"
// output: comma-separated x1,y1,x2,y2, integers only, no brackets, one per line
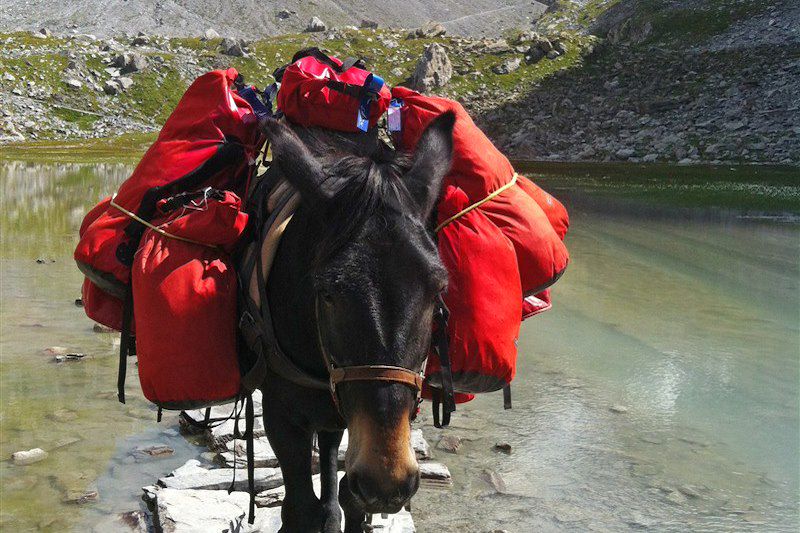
109,194,219,249
434,172,518,232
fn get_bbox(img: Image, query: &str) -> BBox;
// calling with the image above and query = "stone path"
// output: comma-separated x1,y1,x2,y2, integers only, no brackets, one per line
133,391,450,532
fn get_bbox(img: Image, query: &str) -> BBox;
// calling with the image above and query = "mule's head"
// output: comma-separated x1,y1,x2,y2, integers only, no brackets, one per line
263,113,455,513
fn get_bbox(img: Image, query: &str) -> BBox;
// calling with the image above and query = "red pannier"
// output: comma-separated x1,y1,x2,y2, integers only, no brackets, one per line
277,48,391,132
390,87,570,402
75,68,263,331
132,190,248,408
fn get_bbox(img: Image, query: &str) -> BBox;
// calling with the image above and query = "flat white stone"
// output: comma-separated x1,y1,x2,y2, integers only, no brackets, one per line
410,429,431,459
156,484,415,532
221,436,279,468
419,462,452,484
158,459,282,492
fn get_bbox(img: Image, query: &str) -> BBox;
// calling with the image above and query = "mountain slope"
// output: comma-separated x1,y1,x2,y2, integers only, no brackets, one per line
0,0,553,38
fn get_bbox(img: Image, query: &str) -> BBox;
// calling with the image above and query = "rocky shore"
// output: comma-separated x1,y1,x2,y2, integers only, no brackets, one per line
13,389,449,532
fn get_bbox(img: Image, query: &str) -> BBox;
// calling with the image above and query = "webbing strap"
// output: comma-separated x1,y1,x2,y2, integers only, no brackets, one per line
117,284,134,404
435,173,518,232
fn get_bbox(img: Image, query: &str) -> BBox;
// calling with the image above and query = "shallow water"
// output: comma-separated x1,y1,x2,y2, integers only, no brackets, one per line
0,160,798,532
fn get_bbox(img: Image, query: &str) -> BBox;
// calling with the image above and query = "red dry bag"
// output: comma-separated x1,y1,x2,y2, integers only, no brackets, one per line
277,48,391,132
390,87,570,402
132,190,248,409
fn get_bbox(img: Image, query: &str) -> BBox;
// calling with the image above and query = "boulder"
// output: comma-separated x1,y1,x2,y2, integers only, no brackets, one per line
306,16,327,33
360,19,379,29
220,38,245,57
492,57,521,75
131,32,149,46
158,459,283,492
553,40,569,55
276,9,294,20
154,488,272,533
113,53,147,74
526,46,546,64
64,78,83,90
546,50,561,60
203,28,220,40
410,43,452,93
116,77,134,91
413,21,446,38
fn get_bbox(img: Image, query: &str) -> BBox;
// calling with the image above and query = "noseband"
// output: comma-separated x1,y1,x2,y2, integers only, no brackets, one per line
314,298,425,414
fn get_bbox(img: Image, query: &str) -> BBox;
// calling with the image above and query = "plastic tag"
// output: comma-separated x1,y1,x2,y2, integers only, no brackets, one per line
387,99,403,132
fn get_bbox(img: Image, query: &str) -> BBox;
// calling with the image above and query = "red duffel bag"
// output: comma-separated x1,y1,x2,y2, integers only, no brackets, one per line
277,48,391,132
390,87,570,404
75,68,264,331
132,189,248,409
422,185,522,399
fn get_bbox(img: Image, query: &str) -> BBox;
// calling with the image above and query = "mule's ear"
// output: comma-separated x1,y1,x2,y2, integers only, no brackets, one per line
403,111,455,220
261,117,331,204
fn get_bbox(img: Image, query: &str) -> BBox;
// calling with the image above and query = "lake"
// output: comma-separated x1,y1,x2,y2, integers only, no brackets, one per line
0,158,798,532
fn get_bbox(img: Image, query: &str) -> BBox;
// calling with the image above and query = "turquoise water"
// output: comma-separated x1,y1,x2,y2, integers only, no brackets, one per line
1,160,798,531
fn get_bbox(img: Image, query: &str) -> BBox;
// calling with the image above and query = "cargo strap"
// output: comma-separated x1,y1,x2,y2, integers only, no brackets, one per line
430,296,456,427
434,172,519,232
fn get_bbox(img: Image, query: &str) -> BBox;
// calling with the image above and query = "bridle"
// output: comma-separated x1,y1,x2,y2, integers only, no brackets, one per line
314,297,425,417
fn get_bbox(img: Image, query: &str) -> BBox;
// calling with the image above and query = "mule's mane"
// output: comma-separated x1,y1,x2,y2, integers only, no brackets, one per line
314,146,416,265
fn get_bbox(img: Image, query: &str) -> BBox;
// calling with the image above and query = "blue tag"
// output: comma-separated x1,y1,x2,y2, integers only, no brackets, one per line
388,98,403,132
356,73,385,132
238,85,272,119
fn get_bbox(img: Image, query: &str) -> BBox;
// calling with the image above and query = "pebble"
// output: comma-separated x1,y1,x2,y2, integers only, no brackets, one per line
492,442,512,454
12,448,48,465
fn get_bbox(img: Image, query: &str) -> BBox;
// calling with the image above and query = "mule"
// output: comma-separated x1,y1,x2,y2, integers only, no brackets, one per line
257,112,455,533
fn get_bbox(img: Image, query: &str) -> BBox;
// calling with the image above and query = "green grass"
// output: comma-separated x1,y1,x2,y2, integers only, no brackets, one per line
518,161,800,213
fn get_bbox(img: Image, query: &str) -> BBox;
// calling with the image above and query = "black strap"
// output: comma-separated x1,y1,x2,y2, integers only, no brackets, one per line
245,393,256,524
431,296,456,427
117,284,134,404
116,139,245,267
503,384,512,410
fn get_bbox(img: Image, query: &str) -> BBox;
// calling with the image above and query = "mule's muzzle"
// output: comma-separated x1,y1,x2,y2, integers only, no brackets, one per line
347,465,420,513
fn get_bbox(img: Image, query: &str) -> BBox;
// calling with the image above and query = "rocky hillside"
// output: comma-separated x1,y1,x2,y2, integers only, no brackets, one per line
0,0,557,39
1,0,797,165
483,0,800,164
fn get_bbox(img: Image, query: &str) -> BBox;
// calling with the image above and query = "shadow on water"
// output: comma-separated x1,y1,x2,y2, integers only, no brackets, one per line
1,159,798,531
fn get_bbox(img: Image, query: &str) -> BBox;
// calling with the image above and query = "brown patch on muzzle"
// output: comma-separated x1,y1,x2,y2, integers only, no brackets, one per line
345,408,420,513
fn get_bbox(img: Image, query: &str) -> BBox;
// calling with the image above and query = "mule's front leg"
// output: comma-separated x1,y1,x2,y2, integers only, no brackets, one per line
263,402,322,532
317,430,344,532
338,474,367,533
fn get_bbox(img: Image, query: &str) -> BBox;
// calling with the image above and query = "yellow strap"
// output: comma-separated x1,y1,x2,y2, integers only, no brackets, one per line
435,172,518,232
109,194,219,249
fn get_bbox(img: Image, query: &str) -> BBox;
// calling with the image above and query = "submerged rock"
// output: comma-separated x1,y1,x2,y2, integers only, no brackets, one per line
12,448,48,465
609,404,629,414
62,490,99,504
479,468,507,493
437,434,462,454
493,442,512,454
